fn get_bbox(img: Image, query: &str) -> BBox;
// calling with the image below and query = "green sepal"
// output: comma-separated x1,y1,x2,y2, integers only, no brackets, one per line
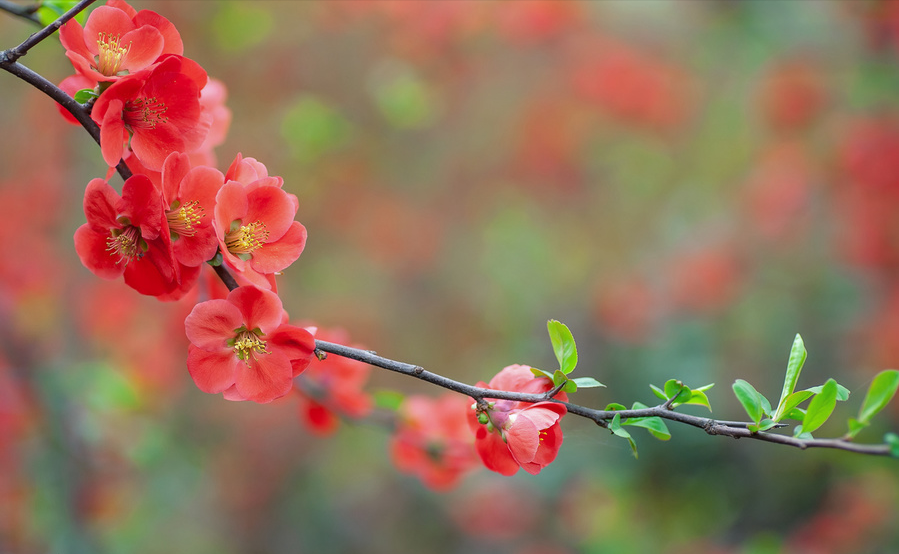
547,319,578,374
207,252,223,266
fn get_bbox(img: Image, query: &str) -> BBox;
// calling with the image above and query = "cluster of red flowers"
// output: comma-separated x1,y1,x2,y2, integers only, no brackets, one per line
63,0,568,485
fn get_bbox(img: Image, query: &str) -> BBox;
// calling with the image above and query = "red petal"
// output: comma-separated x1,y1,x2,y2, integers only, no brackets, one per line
187,344,238,394
132,9,183,55
474,427,519,476
244,185,296,241
234,350,293,403
73,224,124,280
250,221,307,274
120,174,163,239
161,152,191,205
118,25,164,73
505,414,540,464
268,324,315,377
82,178,119,231
214,181,248,237
83,6,135,56
184,298,242,351
98,99,127,168
228,285,284,334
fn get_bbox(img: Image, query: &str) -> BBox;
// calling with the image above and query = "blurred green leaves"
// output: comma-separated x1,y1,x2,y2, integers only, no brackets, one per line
368,61,440,129
212,1,273,51
280,95,352,165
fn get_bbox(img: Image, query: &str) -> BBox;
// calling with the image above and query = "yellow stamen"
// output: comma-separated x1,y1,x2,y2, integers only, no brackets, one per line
167,201,204,237
232,329,270,363
106,225,142,266
225,221,269,255
96,32,131,76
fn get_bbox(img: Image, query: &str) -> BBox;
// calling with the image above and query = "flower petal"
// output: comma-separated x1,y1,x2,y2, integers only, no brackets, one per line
184,298,242,351
250,221,307,275
234,350,293,403
474,427,519,476
228,285,284,334
187,344,239,394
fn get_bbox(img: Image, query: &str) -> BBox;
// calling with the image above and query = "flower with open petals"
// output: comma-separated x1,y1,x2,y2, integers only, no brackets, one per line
92,54,209,170
470,364,567,476
184,286,315,403
213,177,306,289
74,175,177,297
59,0,182,82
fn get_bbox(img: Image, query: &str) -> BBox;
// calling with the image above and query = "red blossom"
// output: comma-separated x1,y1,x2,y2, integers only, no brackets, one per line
91,54,210,170
390,393,478,490
470,364,567,476
184,286,315,403
295,327,371,435
59,0,182,82
213,175,307,289
73,175,178,297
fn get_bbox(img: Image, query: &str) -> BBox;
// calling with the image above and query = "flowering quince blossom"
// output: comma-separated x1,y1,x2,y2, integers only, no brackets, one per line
73,175,178,297
59,0,182,83
390,393,478,490
470,364,567,476
92,54,210,170
295,327,372,435
184,286,315,403
213,166,307,289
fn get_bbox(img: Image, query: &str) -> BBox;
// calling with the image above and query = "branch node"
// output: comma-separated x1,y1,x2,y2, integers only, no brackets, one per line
314,349,327,362
413,365,424,375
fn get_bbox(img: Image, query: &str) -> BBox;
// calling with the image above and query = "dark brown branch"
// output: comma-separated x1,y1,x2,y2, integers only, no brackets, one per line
0,0,97,63
0,0,41,25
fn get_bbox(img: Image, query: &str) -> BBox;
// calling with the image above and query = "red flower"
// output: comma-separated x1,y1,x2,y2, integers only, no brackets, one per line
390,393,478,490
213,177,307,289
295,327,371,435
471,364,567,476
224,152,281,187
59,0,182,82
73,175,178,297
158,152,223,267
184,286,315,403
92,54,209,170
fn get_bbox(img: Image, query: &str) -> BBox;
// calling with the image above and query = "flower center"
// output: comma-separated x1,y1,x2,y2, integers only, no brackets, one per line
125,96,169,129
230,327,270,364
167,200,203,238
95,32,131,76
225,221,269,256
106,224,144,266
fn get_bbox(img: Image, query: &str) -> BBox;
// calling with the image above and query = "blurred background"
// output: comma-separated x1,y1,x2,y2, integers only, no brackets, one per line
1,0,899,552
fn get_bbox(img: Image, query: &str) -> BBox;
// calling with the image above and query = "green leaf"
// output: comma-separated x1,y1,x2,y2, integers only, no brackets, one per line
37,0,89,26
547,320,578,374
650,384,667,401
73,88,98,103
530,367,555,380
773,390,814,422
802,383,850,401
623,416,671,441
683,389,712,411
799,378,838,436
774,334,807,420
733,379,764,424
372,389,405,411
857,369,899,424
662,379,692,405
605,403,626,411
783,407,806,421
552,369,568,388
609,413,638,458
562,379,578,393
886,433,899,458
572,377,605,388
846,418,868,440
756,419,778,432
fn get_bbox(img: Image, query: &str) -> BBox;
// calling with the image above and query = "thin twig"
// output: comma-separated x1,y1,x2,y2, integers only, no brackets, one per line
1,0,97,63
0,0,41,25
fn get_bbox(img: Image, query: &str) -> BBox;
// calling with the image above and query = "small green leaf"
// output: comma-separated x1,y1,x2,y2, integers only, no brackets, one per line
773,390,814,422
800,378,838,436
774,334,807,420
562,379,577,393
623,416,671,441
571,377,605,388
803,383,850,401
605,403,626,411
372,389,405,411
733,379,764,424
756,419,778,432
846,418,868,440
857,369,899,424
650,384,667,401
664,379,683,399
37,0,89,26
73,88,98,103
683,389,712,411
783,407,806,421
609,413,638,458
885,433,899,458
552,369,567,388
547,320,578,374
530,367,555,380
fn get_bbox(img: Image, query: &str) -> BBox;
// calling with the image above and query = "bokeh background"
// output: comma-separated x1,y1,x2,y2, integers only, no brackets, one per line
2,1,899,552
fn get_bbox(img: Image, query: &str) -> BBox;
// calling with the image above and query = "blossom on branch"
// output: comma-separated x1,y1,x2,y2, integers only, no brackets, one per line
471,364,567,476
91,54,210,170
390,393,478,490
73,175,178,297
59,0,182,83
184,286,315,403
